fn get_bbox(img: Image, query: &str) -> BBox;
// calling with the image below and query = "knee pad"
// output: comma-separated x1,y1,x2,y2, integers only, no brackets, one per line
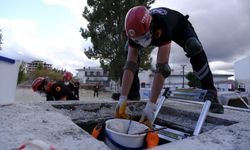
156,63,171,78
123,61,138,74
185,37,203,57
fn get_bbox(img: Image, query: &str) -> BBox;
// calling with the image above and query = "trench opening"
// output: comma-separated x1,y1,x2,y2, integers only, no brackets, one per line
73,116,192,147
52,102,238,149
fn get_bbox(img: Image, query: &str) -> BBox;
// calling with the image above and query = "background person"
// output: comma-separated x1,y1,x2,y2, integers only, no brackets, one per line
93,83,100,97
32,77,77,101
63,71,80,100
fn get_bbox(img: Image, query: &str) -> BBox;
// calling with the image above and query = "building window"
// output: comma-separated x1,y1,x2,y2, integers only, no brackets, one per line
96,71,100,76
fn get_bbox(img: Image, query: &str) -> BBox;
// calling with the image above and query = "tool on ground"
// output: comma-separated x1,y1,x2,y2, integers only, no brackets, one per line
92,110,113,139
92,123,103,138
153,124,190,142
126,105,135,134
132,127,168,135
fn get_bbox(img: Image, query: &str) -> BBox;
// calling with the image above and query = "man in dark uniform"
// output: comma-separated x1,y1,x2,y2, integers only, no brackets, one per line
32,77,77,101
63,71,80,100
93,83,100,97
115,6,224,127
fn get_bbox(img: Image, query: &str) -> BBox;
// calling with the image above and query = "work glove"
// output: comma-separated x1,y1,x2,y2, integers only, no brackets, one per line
139,101,157,129
146,131,159,149
115,96,129,119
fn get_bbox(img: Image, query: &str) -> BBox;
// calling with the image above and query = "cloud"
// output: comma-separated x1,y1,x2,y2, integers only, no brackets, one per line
0,18,99,74
0,19,40,58
209,61,234,74
150,0,250,74
42,0,88,28
1,0,249,76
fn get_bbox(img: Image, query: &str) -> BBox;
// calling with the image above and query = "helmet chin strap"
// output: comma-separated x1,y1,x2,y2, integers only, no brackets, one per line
139,38,152,47
132,31,152,47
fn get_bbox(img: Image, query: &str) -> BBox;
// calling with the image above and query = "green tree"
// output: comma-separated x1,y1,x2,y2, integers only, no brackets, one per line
80,0,154,81
185,72,201,88
17,61,27,84
30,69,63,82
37,63,44,70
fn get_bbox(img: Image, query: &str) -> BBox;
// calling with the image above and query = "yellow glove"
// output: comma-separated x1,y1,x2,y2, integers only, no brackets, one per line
115,96,129,119
139,101,157,129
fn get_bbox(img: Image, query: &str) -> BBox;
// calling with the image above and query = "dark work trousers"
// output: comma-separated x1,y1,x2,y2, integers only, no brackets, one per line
172,18,217,93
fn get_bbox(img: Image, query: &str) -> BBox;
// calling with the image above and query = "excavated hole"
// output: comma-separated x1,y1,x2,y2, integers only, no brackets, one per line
52,102,238,148
74,117,172,146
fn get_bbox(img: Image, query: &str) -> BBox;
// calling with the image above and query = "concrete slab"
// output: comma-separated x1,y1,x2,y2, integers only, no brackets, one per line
0,99,250,150
153,100,250,150
0,102,109,150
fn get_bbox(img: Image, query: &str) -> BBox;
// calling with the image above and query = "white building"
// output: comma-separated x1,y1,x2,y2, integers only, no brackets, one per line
234,56,250,93
26,60,52,73
76,67,109,85
138,70,234,91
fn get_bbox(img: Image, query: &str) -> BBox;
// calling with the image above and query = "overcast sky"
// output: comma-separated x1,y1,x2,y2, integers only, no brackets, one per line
0,0,249,76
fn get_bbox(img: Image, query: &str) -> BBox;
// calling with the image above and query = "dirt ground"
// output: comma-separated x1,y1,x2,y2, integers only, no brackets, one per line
15,88,113,102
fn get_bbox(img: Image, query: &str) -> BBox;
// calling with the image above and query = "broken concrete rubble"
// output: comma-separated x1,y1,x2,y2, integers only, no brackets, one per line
0,99,250,150
0,102,110,150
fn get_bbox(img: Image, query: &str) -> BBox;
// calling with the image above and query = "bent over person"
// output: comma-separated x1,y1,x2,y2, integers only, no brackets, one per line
32,77,77,101
62,71,80,100
115,6,224,128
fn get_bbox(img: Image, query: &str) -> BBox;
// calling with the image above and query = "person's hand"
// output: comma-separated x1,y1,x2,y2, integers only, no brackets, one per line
139,101,157,129
115,96,129,119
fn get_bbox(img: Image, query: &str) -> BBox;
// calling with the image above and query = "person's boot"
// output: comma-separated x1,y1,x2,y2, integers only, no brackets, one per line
206,90,224,114
112,93,120,101
209,98,224,114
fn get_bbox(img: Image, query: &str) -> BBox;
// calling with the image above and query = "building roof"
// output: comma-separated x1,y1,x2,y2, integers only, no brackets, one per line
76,66,103,71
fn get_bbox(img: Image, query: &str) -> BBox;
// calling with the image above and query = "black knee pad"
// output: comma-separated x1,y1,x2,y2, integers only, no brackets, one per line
185,37,203,57
123,61,138,74
156,63,171,78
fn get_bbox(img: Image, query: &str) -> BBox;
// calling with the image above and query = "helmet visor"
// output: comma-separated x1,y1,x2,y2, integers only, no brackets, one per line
131,31,152,47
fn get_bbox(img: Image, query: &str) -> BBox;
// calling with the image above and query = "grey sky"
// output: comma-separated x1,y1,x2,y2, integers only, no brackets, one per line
151,0,250,75
0,0,249,75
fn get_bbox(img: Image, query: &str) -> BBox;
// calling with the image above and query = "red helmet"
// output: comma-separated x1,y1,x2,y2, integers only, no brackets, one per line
32,77,45,92
125,6,152,38
63,71,73,81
